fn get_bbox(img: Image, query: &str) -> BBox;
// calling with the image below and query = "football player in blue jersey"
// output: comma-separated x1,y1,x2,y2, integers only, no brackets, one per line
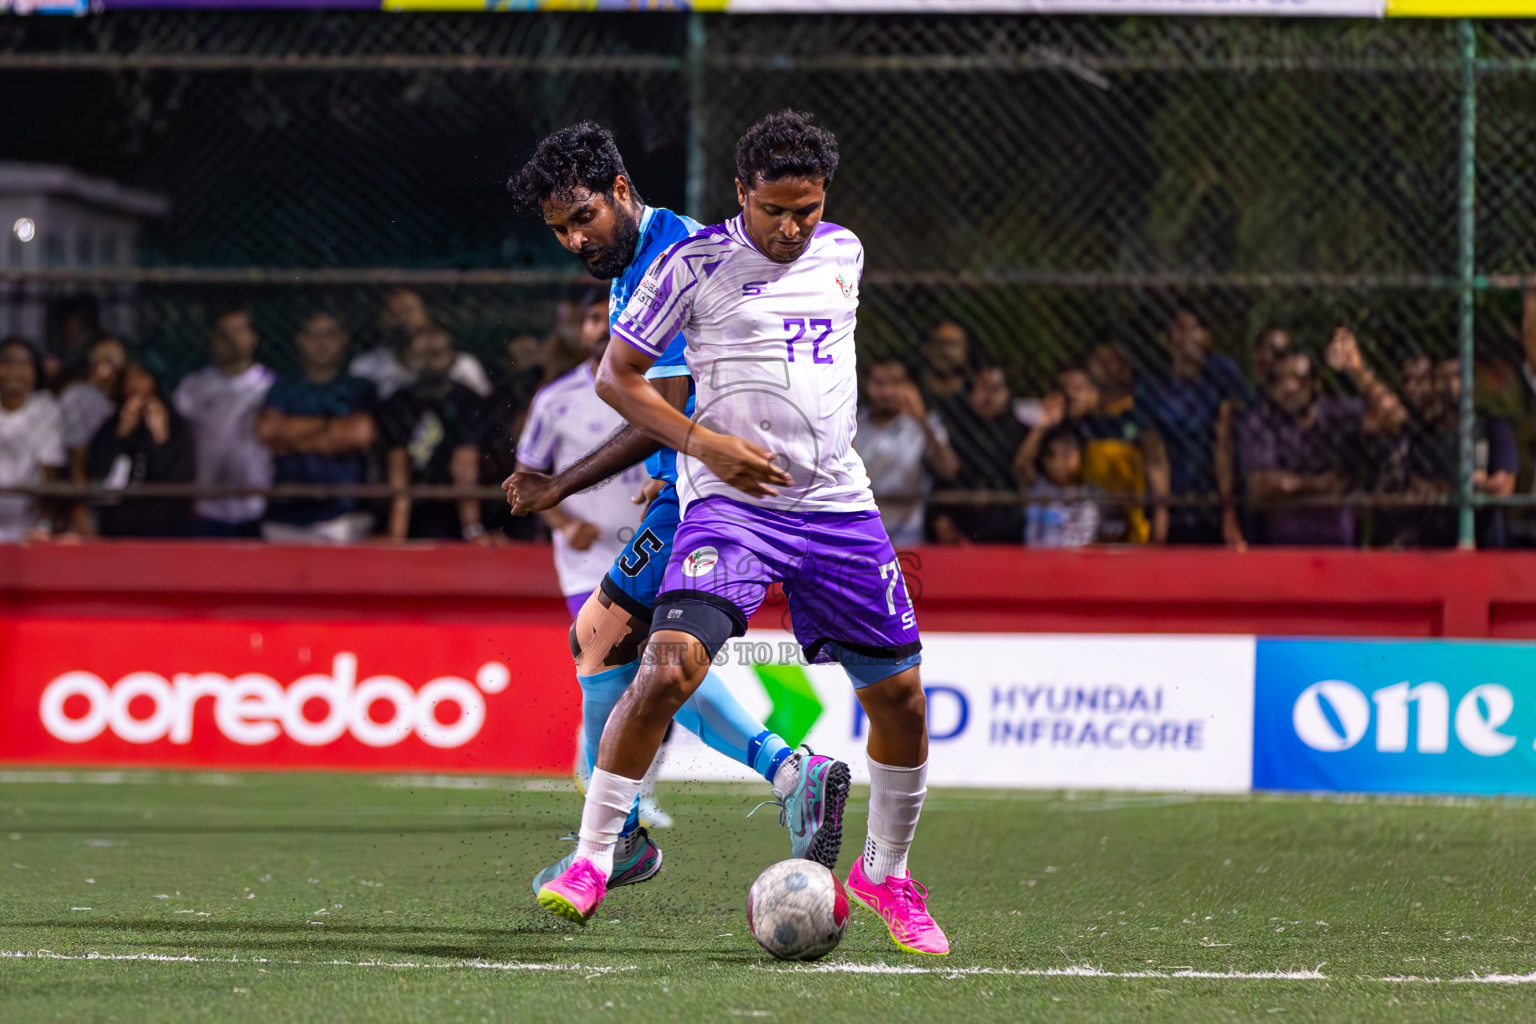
504,123,851,899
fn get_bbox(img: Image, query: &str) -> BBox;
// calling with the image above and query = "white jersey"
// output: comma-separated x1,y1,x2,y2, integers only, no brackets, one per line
0,391,65,541
173,363,276,524
518,362,647,598
612,216,876,514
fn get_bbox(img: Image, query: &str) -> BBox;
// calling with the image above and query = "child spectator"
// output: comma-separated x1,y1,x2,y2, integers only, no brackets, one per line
380,327,489,543
87,361,196,537
258,312,378,544
855,356,959,547
1025,425,1103,548
0,337,66,541
1019,357,1170,544
173,306,275,537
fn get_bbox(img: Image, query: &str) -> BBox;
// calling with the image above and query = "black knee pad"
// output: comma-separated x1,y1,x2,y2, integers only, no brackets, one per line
649,592,747,662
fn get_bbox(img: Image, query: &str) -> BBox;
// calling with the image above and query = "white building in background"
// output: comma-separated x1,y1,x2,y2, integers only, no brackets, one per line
0,162,169,347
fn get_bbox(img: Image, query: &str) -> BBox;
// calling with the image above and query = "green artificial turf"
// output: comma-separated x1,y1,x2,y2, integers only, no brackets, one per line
0,770,1533,1022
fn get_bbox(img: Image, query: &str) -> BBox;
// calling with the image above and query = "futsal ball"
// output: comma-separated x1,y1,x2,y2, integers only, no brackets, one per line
746,859,850,961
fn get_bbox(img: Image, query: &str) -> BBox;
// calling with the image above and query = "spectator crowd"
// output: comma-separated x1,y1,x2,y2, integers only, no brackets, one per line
0,288,590,545
857,305,1536,550
2,290,1534,550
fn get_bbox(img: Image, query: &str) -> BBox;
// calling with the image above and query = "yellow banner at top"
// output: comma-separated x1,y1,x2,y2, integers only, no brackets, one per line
1388,0,1536,13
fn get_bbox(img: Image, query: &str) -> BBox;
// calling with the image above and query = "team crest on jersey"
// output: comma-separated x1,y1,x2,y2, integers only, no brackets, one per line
683,546,720,577
835,273,855,299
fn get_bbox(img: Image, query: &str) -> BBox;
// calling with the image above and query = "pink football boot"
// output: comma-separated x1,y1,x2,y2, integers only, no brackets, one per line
846,857,950,955
536,857,607,926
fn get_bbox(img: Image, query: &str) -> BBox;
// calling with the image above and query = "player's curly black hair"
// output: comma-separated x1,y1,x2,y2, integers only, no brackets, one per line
507,121,635,215
735,110,840,190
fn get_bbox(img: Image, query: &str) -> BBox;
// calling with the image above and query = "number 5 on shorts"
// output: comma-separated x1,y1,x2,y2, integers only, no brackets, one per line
879,559,917,629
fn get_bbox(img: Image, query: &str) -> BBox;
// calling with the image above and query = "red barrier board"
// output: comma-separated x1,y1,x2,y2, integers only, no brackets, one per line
0,618,579,773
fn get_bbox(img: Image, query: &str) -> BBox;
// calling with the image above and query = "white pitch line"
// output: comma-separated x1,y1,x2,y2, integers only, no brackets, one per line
790,964,1329,980
0,951,629,974
778,963,1536,985
3,952,1535,985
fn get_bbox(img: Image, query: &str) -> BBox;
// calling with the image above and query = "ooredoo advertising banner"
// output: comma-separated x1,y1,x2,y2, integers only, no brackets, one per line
0,619,580,774
661,632,1257,793
1253,639,1536,796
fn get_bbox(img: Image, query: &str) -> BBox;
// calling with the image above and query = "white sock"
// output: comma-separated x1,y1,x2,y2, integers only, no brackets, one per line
863,756,928,883
575,768,642,878
771,753,802,795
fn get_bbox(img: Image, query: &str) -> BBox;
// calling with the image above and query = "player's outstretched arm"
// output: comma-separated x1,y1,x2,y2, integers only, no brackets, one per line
502,375,688,515
596,339,792,498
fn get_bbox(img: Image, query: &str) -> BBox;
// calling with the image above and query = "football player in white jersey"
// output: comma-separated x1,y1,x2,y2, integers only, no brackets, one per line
537,111,947,956
516,291,649,618
505,123,848,903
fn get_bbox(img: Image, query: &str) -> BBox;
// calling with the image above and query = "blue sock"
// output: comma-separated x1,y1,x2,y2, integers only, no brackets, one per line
577,661,643,835
748,730,796,786
674,669,792,784
577,661,637,778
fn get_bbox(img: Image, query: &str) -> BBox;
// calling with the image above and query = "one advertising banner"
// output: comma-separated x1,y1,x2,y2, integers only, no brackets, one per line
661,632,1257,793
1253,639,1536,795
0,618,580,774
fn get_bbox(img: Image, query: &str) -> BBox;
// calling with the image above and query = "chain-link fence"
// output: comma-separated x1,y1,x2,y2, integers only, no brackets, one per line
1,12,1533,547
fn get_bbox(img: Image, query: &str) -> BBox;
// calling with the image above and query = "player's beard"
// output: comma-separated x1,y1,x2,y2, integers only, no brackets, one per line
578,204,640,280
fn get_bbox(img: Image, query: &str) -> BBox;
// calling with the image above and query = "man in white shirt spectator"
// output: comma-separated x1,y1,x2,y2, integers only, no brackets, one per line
855,356,960,547
349,288,492,400
173,306,276,537
0,337,66,542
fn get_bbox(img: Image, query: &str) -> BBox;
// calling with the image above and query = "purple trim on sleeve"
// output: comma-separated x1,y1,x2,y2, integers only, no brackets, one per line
632,276,700,347
613,321,666,359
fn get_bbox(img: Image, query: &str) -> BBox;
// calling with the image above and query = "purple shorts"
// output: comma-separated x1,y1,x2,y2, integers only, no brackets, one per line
657,497,921,666
565,592,588,621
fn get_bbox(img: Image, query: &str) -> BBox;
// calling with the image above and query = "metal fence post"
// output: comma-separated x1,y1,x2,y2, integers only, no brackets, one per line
685,13,707,222
1458,18,1478,550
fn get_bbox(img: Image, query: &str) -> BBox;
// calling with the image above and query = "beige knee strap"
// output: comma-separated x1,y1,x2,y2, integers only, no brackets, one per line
572,590,647,676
